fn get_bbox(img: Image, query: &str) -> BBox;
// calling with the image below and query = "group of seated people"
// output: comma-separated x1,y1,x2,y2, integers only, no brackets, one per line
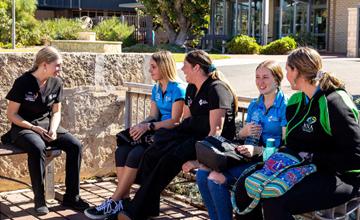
4,46,360,220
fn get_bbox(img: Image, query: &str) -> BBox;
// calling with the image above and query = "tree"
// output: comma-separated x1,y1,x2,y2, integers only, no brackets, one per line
140,0,209,46
0,0,40,47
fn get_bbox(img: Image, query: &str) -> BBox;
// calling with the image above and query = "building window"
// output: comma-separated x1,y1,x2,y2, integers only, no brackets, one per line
215,1,225,35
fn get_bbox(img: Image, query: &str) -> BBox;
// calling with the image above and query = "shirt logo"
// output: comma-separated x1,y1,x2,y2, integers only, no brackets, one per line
24,92,38,102
187,96,192,107
302,116,317,133
155,93,161,101
165,95,171,102
48,93,57,100
199,99,208,106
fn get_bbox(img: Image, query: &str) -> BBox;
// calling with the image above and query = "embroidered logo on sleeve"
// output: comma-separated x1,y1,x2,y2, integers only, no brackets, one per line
187,96,192,107
302,116,317,133
24,92,38,102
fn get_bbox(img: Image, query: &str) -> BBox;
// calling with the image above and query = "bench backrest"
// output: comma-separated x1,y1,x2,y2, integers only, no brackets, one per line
124,82,253,129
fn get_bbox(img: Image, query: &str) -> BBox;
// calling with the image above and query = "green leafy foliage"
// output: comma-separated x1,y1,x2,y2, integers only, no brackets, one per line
140,0,209,45
39,18,83,43
123,43,185,53
289,32,317,48
226,35,260,54
260,36,297,55
93,17,135,42
0,0,41,46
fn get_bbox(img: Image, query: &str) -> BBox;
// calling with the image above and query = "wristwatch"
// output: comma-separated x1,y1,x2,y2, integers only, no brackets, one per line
149,122,155,131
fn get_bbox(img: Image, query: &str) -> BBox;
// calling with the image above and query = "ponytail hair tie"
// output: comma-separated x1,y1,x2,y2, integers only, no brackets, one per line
208,64,217,73
315,70,325,81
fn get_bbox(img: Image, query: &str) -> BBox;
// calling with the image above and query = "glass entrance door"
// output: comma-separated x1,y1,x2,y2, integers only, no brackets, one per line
249,0,263,42
280,0,309,36
232,0,250,36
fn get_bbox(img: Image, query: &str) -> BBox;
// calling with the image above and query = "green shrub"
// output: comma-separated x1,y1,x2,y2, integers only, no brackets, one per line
123,43,185,53
290,32,317,48
122,44,158,53
260,36,297,55
93,17,134,42
39,18,83,43
226,35,260,54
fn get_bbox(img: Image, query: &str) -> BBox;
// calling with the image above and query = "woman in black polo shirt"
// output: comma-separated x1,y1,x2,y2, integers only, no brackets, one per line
6,46,89,215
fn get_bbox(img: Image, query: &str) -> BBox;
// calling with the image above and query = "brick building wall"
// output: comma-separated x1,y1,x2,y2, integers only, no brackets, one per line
328,0,360,53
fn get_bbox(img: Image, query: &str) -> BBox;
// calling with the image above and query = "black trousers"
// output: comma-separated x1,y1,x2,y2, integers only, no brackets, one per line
115,144,146,168
235,172,359,220
14,132,82,205
125,136,197,220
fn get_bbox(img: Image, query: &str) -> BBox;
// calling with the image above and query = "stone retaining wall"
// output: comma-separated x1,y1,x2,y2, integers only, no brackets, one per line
51,40,122,53
0,52,151,190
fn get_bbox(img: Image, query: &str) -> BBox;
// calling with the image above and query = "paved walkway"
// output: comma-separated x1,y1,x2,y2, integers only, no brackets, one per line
0,179,208,220
176,54,360,97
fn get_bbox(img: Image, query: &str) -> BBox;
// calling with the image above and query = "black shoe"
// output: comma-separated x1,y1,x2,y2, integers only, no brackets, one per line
84,198,123,220
62,195,90,211
35,205,49,215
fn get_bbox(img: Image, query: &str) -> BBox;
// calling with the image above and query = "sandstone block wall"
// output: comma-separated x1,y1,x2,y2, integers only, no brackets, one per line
347,7,359,57
0,52,151,190
328,0,360,53
51,40,122,53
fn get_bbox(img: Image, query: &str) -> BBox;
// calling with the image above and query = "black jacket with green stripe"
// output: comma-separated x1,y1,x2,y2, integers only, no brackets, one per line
285,89,360,186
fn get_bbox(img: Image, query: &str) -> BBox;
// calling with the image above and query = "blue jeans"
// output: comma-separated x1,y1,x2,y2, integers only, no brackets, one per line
196,163,255,220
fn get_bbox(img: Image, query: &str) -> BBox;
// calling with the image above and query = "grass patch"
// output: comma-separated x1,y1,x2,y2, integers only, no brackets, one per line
172,53,230,62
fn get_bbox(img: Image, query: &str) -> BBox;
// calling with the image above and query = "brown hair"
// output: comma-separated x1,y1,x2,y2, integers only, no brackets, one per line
185,50,238,112
151,51,177,82
256,60,284,87
287,47,344,91
30,46,61,72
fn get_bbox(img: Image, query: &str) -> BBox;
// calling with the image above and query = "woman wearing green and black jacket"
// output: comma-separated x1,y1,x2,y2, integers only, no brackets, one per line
260,47,360,219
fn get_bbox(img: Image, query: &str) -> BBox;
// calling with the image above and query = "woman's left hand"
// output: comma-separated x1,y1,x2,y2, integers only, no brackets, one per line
43,130,57,142
235,145,263,158
129,123,148,141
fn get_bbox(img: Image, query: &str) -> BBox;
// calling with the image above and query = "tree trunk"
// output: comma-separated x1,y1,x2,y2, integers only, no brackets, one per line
173,0,191,46
175,30,188,46
160,10,177,43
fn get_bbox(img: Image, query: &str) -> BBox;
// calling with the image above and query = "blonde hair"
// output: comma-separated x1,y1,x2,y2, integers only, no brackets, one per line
256,60,284,87
185,49,238,112
30,46,61,72
151,51,177,82
287,47,344,91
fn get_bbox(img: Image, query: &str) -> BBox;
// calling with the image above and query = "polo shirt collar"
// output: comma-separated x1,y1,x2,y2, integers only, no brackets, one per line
257,89,285,109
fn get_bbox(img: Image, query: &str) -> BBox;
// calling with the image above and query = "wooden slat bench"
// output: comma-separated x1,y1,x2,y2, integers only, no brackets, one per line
124,82,360,220
0,143,62,200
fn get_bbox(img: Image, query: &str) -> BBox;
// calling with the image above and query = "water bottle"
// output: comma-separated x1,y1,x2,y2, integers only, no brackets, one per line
244,110,262,146
263,138,277,161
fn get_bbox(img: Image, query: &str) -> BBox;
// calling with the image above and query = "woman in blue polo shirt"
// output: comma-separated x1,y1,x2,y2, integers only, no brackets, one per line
192,60,287,220
85,51,186,219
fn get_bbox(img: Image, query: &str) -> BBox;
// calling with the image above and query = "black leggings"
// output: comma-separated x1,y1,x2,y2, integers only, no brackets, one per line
115,144,145,168
236,172,359,220
14,132,82,205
